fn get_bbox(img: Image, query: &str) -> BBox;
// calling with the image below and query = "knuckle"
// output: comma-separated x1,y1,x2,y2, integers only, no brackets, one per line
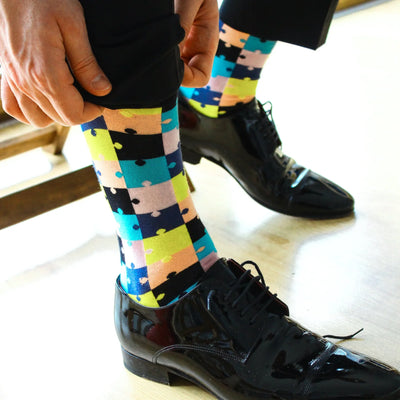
71,55,97,75
29,63,53,90
63,113,83,127
32,119,52,128
2,100,16,117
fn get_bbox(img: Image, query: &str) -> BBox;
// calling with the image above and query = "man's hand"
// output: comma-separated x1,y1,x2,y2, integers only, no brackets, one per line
175,0,219,88
0,0,112,127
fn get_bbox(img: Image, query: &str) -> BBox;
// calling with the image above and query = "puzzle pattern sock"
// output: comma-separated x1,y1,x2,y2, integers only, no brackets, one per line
81,103,219,307
180,21,276,118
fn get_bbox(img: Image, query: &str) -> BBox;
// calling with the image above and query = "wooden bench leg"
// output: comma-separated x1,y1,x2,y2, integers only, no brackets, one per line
185,169,195,193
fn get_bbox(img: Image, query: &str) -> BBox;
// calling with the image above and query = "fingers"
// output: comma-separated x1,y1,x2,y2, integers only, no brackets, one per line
18,95,54,127
181,43,216,87
1,68,102,127
176,0,219,87
46,75,105,125
0,0,108,127
3,77,55,127
61,10,112,97
1,75,29,125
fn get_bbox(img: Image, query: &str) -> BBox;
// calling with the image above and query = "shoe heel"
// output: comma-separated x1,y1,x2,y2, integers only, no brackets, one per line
121,347,172,385
181,145,202,165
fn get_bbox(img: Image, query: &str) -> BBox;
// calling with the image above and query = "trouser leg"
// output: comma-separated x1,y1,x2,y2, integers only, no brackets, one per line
77,0,185,108
219,0,339,49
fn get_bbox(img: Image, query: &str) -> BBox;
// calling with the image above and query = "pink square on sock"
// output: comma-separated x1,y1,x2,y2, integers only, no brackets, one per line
208,76,230,93
123,239,147,270
200,252,219,272
237,49,270,68
128,181,177,215
162,128,180,155
93,159,127,188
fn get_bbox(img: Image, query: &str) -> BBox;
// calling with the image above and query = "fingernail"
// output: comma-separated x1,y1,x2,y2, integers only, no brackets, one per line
91,75,111,91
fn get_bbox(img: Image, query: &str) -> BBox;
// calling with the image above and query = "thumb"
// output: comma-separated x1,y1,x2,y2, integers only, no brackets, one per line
61,19,112,97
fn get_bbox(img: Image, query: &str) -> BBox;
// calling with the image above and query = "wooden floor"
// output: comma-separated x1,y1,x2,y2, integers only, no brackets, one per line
0,1,399,399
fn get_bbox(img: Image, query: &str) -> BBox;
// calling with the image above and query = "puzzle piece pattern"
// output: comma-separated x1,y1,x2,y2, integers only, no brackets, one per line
82,103,218,307
180,22,276,118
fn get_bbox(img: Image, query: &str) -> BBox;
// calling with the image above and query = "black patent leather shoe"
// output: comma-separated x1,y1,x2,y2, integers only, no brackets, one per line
178,96,354,219
115,258,400,400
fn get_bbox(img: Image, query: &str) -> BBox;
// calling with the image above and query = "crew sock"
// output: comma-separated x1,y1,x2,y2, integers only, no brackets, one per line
180,21,276,118
81,101,219,307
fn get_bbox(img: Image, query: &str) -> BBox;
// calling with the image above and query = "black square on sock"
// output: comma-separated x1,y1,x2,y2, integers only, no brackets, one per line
152,262,204,306
109,131,165,160
185,217,206,243
104,187,136,214
216,39,242,62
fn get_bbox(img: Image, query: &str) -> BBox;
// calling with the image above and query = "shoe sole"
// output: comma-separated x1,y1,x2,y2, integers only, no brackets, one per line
121,347,400,400
181,145,354,220
121,347,225,399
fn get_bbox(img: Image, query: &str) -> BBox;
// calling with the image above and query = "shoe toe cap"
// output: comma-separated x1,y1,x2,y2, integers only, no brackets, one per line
307,347,400,399
288,169,354,218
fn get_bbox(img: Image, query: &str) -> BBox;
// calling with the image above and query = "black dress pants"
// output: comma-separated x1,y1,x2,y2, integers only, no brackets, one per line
77,0,338,109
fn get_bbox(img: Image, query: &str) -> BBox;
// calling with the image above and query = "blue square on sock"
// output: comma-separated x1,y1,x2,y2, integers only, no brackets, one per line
113,211,143,241
137,204,185,239
81,116,107,132
119,157,171,188
166,148,184,178
192,88,222,106
231,64,262,80
126,266,151,295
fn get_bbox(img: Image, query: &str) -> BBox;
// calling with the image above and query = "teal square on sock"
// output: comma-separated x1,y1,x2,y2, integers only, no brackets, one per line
193,232,217,260
179,87,195,99
162,105,179,133
243,37,276,54
119,157,170,188
113,211,143,241
211,56,236,78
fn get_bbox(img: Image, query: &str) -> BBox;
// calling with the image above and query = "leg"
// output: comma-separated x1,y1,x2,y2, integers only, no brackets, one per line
79,0,218,306
179,0,354,219
77,1,400,398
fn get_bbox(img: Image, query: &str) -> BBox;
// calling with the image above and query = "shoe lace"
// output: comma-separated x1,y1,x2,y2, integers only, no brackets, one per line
222,260,364,340
223,260,280,325
247,101,299,186
257,101,282,151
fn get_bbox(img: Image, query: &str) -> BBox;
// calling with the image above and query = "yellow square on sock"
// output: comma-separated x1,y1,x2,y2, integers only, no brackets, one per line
83,128,118,161
171,172,190,203
224,78,258,98
128,291,159,308
188,100,219,118
119,107,162,117
143,225,192,265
